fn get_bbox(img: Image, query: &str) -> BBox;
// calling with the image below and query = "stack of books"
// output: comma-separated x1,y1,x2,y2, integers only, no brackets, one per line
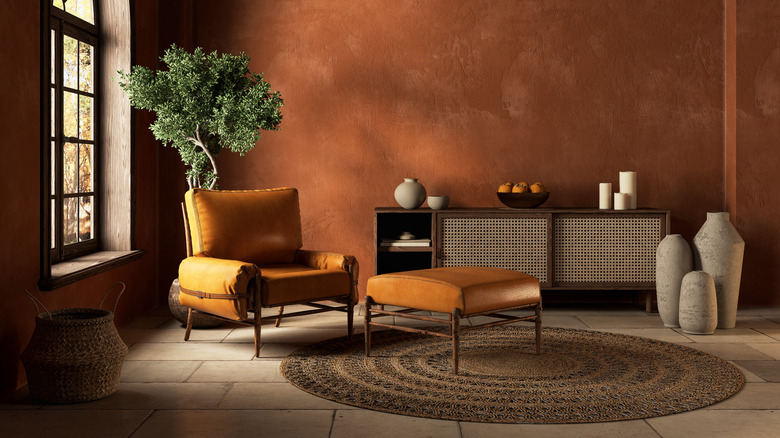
379,238,431,247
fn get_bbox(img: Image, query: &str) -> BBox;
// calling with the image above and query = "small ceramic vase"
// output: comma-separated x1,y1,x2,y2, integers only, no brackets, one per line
394,178,426,209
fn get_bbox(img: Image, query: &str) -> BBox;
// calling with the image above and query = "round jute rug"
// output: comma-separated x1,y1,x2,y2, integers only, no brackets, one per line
280,326,744,423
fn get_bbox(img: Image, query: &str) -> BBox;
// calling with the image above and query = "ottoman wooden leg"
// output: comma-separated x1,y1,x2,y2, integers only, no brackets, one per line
452,308,461,375
364,297,373,357
535,302,542,354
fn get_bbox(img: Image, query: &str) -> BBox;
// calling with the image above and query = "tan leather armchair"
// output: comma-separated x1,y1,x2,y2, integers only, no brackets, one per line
178,188,359,356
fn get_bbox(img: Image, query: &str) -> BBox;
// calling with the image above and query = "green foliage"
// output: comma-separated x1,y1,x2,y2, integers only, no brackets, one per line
117,45,283,188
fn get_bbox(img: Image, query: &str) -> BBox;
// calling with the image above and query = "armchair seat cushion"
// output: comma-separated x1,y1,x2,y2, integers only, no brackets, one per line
260,264,352,306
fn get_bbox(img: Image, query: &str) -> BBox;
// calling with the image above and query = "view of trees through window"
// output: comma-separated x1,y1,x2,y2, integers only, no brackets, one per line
49,0,97,260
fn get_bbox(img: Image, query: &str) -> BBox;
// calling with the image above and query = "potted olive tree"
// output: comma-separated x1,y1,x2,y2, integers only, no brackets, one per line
118,45,283,325
118,44,283,189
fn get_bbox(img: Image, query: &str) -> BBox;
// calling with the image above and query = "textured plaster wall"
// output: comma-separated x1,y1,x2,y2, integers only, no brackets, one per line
736,1,780,306
181,0,746,300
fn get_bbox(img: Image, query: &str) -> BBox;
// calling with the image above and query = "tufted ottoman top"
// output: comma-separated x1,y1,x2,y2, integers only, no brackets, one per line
367,266,540,315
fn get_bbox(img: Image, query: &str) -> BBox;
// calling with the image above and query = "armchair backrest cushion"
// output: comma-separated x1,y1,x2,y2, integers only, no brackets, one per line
185,188,303,265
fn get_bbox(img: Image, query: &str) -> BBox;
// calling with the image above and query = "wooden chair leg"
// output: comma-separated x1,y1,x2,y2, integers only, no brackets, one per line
347,303,354,339
274,306,284,327
452,308,461,375
364,297,373,357
184,308,193,341
253,317,261,358
254,297,262,357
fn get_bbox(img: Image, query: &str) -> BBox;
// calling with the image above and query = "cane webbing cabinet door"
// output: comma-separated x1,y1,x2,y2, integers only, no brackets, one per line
437,212,552,286
551,213,665,288
374,207,669,296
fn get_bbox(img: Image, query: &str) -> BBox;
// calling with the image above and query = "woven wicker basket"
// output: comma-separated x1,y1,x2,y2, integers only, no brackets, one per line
21,283,128,403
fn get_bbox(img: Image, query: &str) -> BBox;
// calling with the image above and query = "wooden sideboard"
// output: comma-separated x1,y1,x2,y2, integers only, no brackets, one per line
375,207,669,310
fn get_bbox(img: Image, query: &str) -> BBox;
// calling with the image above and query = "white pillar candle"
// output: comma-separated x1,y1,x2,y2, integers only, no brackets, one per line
619,171,637,209
614,192,629,210
599,183,612,209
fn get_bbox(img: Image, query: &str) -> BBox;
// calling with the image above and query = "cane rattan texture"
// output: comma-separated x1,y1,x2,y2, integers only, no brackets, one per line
281,326,744,424
21,308,128,403
553,216,661,283
439,217,549,282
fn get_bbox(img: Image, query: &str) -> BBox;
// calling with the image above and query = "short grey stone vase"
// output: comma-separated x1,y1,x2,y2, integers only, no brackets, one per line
679,271,717,335
693,212,745,329
655,234,692,328
394,178,426,209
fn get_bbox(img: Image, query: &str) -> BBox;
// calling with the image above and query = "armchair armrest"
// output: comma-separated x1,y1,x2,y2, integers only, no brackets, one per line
295,250,359,304
179,256,259,321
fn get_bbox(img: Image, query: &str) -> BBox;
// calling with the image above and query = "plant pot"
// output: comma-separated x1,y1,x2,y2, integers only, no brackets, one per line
168,278,224,328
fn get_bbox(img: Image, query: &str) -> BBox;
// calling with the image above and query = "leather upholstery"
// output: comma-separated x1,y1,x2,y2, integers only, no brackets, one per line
178,256,258,320
295,250,359,305
178,187,358,323
185,188,302,266
366,266,540,315
259,264,351,306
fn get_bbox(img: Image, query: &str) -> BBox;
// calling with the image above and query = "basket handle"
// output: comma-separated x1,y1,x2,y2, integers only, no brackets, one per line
24,290,52,319
99,282,126,313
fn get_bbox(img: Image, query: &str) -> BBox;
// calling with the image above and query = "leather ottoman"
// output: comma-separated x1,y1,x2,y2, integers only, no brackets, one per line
365,266,542,374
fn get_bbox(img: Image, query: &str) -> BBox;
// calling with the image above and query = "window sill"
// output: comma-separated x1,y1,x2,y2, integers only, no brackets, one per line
38,250,146,291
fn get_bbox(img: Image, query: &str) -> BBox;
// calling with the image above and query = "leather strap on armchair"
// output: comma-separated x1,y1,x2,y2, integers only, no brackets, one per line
179,256,259,320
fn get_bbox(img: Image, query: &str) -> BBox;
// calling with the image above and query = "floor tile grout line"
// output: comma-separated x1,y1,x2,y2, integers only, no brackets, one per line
124,409,155,438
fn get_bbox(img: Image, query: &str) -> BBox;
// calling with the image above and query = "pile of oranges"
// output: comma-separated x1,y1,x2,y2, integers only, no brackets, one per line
498,181,546,194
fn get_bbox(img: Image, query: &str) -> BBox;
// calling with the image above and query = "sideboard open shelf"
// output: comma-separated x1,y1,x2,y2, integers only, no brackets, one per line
375,207,669,311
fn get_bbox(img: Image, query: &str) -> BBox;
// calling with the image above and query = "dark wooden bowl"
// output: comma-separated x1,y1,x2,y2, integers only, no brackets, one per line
497,192,550,208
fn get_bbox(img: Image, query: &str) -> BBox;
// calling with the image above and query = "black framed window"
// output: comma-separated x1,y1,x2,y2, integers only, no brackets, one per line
45,0,99,263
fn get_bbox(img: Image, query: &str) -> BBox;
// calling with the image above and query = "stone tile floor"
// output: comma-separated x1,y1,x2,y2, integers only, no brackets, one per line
2,304,780,437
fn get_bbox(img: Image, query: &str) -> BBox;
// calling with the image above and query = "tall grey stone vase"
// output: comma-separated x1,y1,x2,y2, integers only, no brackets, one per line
655,234,692,328
693,212,745,329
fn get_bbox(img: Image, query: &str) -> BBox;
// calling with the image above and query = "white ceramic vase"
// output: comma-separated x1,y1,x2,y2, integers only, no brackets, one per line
655,234,692,328
693,212,745,329
394,178,426,209
679,271,718,334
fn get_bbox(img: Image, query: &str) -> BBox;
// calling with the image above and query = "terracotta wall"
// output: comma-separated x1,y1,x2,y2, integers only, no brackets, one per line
736,1,780,306
3,0,779,393
0,0,162,392
163,0,780,304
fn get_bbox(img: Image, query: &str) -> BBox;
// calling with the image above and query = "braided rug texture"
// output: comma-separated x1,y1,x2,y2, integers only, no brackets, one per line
280,326,744,423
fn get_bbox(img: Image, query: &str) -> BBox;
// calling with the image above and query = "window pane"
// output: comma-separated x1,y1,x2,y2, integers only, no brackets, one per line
50,87,56,135
63,35,78,89
51,198,56,249
79,143,92,192
51,141,56,195
55,0,95,25
67,0,94,25
78,41,93,93
63,142,78,194
79,95,92,140
79,196,93,242
50,30,55,85
64,197,78,245
63,91,78,138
